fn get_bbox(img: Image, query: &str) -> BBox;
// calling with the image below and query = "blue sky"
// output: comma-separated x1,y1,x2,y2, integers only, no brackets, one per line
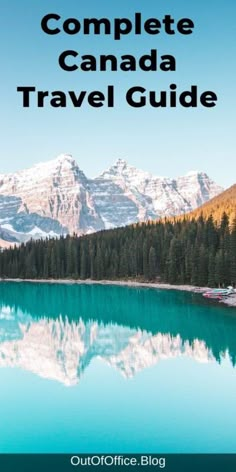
0,0,235,186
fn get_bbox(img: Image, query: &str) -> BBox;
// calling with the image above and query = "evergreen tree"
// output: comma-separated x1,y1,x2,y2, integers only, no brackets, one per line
230,218,236,285
0,212,235,289
208,252,216,287
143,240,149,279
148,246,156,280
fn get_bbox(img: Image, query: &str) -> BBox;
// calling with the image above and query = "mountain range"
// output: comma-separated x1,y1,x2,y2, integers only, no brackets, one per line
0,307,214,386
0,154,223,245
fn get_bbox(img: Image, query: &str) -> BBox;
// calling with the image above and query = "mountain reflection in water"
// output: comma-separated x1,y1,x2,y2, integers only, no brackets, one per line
0,282,235,386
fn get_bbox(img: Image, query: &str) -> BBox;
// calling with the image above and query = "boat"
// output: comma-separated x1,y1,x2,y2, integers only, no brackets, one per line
203,286,235,299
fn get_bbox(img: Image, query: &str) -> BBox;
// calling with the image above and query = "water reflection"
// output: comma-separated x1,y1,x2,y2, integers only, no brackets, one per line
0,282,235,385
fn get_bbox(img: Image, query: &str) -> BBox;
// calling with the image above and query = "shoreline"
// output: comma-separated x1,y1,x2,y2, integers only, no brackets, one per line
1,277,236,308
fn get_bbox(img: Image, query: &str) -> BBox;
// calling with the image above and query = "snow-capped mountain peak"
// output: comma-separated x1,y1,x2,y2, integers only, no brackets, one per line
0,155,223,243
114,157,128,168
99,158,153,184
45,153,80,172
29,153,83,177
54,153,74,162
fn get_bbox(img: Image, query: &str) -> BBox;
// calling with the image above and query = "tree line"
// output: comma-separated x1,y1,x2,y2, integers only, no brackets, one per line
0,212,236,287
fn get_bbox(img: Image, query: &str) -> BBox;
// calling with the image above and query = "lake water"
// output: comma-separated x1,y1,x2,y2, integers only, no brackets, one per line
0,281,236,453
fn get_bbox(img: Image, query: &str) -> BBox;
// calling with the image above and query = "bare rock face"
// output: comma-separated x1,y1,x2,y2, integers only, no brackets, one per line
0,154,103,240
0,154,223,243
95,159,223,227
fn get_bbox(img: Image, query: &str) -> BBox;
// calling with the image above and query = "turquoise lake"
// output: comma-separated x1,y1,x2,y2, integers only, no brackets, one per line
0,281,236,453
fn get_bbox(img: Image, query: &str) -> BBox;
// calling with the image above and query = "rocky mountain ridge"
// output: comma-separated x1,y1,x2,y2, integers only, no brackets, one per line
0,154,223,243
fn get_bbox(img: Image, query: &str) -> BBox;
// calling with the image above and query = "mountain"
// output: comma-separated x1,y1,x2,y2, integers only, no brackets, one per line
0,309,214,386
0,154,223,243
0,226,19,249
97,160,222,222
182,184,236,225
0,226,18,243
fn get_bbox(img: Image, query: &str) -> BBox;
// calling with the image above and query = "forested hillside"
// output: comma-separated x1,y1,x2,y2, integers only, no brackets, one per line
182,184,236,225
0,213,236,287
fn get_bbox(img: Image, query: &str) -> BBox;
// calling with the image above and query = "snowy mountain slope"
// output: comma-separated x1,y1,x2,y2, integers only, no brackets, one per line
98,159,223,225
0,154,223,243
0,155,101,234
